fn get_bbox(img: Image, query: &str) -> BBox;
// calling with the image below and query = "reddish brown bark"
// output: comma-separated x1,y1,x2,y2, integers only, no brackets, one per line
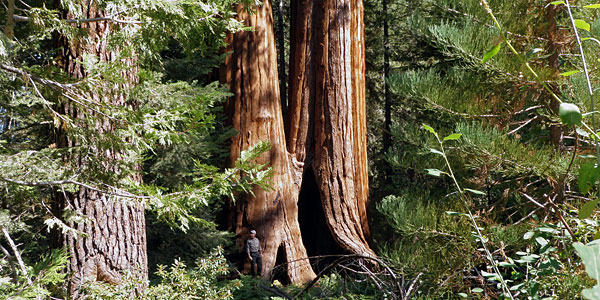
288,0,373,256
221,2,316,283
54,2,147,298
223,0,374,283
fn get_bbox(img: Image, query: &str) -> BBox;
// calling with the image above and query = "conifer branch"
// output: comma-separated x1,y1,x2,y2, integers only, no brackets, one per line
12,13,219,25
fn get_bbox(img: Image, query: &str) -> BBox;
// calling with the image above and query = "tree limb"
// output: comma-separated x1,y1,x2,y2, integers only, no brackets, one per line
1,225,31,285
13,15,142,25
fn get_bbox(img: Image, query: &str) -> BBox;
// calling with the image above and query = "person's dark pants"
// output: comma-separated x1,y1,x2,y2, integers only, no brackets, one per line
250,252,262,276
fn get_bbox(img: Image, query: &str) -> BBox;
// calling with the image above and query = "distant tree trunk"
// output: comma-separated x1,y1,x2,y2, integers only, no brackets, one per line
221,1,316,283
382,0,392,155
53,3,147,298
4,0,15,39
545,2,563,148
277,0,287,114
223,0,374,283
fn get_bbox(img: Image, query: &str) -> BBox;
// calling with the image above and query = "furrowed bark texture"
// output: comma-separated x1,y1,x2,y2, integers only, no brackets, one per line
223,0,373,283
54,2,147,298
221,2,316,283
288,0,374,257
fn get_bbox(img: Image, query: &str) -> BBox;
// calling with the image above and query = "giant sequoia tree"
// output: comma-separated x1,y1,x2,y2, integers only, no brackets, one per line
222,0,374,282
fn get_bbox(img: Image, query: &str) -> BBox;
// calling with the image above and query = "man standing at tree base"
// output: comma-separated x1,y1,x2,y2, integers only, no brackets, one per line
246,229,262,276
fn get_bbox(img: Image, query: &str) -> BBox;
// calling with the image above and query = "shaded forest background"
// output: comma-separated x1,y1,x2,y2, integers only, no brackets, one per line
3,0,600,299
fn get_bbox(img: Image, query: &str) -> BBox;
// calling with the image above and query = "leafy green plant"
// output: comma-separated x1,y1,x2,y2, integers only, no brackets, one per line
87,246,240,300
422,124,515,299
574,241,600,299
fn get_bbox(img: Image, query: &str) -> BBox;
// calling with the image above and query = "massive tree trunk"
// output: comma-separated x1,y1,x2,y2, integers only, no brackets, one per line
54,2,147,297
223,0,374,283
289,0,372,257
221,1,316,283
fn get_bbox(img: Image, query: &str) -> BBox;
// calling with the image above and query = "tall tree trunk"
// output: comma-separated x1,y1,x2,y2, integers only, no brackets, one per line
54,3,147,298
221,1,316,283
288,0,373,257
223,0,374,283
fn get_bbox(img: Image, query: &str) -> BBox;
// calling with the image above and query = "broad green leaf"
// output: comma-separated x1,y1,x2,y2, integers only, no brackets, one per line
559,102,582,125
422,124,437,136
430,148,444,156
472,288,484,293
499,261,517,267
482,43,501,63
575,19,592,32
580,199,599,219
578,128,591,137
481,271,501,280
425,168,445,177
443,133,462,141
560,70,580,76
549,0,565,5
527,48,544,55
579,163,600,194
464,188,486,195
523,231,534,240
585,4,600,8
535,236,549,246
574,242,600,300
458,293,468,298
517,255,538,263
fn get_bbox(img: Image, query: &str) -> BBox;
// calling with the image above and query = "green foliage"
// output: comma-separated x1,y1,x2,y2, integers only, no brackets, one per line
0,248,69,300
0,0,271,299
87,246,240,300
559,103,583,126
377,192,474,290
575,241,600,299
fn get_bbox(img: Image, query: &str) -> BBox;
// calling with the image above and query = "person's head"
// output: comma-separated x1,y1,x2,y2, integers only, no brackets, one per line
250,229,256,238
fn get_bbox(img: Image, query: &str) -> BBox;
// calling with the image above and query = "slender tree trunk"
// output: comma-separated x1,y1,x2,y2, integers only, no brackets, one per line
53,3,147,298
4,0,15,39
277,0,287,114
382,0,392,155
546,2,563,148
221,1,316,283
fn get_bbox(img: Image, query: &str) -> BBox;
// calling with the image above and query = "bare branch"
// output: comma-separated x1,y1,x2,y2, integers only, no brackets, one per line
13,15,141,25
507,115,539,135
402,272,422,300
1,225,31,285
1,177,147,199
